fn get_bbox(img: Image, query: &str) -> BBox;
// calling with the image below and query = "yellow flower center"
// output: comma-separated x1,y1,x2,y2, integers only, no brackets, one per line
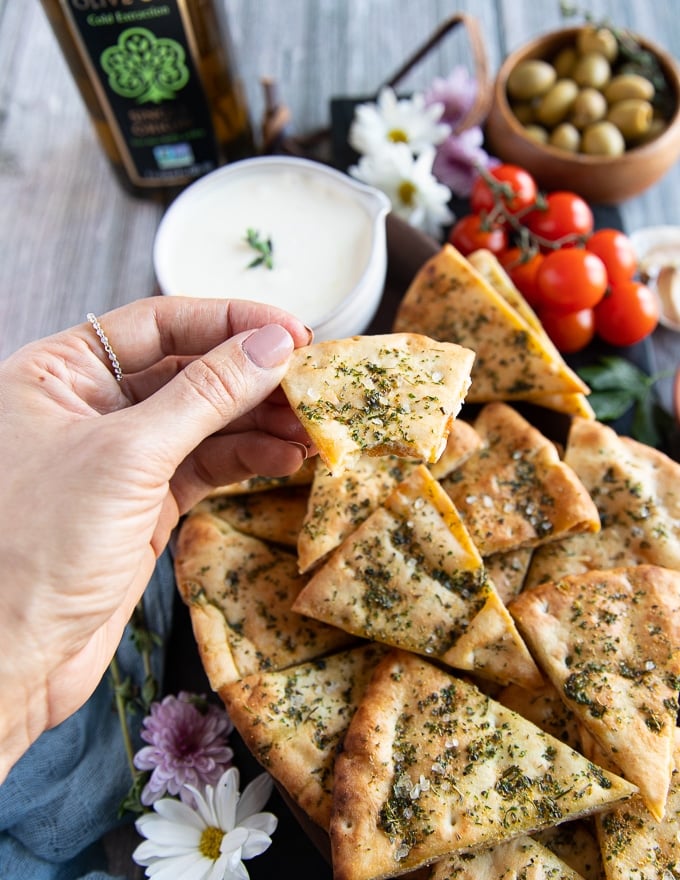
199,826,224,861
397,181,417,206
388,128,409,143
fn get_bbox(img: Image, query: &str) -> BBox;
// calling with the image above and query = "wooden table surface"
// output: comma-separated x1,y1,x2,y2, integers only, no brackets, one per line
1,1,679,877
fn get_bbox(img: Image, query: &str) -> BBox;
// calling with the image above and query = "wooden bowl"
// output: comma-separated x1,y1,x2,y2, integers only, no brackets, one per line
485,27,680,204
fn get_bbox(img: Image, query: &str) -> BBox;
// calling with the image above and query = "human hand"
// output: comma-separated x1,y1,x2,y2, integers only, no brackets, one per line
0,296,313,781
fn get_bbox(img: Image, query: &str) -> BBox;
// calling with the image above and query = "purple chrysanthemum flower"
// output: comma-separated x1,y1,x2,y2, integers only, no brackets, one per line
134,691,234,806
432,126,499,198
423,66,478,130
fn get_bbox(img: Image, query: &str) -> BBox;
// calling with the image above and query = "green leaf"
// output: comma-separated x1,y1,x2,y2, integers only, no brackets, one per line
586,390,634,422
577,356,650,395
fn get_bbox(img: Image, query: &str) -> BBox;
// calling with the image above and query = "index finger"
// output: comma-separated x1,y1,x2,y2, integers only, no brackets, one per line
78,297,312,376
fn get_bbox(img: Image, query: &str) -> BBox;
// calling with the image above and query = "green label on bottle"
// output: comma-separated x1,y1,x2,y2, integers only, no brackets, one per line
62,1,220,187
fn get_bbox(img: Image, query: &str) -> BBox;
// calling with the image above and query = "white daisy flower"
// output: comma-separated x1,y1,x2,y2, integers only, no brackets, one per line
349,86,450,156
133,767,277,880
350,143,454,237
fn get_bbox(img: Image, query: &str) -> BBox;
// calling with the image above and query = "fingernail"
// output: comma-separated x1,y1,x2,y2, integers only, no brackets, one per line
304,325,314,343
288,441,309,461
242,324,294,369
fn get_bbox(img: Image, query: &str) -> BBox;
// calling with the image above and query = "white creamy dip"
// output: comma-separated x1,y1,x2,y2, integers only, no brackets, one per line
154,161,377,326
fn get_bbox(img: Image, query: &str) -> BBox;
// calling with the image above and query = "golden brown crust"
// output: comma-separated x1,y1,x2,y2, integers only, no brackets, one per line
281,333,475,474
173,512,353,688
527,418,680,588
393,244,588,402
330,650,635,880
440,403,600,556
220,644,387,829
293,465,541,689
509,564,680,820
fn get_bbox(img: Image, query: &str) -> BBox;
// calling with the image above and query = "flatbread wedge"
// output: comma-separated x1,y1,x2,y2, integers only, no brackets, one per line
509,565,680,821
427,834,587,880
526,417,680,588
393,244,588,402
330,650,636,880
280,333,475,474
467,248,595,419
298,420,482,574
533,821,604,880
220,643,387,829
173,512,354,688
194,485,309,548
440,403,600,556
293,465,542,689
594,728,680,880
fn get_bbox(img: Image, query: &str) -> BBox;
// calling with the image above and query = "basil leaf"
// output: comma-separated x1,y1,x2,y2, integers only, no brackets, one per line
578,356,650,394
587,389,634,421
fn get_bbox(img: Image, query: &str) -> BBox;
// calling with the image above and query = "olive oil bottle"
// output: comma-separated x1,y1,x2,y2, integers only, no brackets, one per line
39,0,255,199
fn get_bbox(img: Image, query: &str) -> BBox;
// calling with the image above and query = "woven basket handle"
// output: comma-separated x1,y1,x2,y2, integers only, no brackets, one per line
380,12,492,134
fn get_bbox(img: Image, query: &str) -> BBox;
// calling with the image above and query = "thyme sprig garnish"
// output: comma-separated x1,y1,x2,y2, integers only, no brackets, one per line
109,601,162,816
245,227,274,270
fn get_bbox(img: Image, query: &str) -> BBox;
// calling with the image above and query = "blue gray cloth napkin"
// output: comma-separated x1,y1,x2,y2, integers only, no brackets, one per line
0,550,176,880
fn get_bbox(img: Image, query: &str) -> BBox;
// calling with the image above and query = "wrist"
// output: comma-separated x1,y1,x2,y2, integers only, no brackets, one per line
0,676,46,784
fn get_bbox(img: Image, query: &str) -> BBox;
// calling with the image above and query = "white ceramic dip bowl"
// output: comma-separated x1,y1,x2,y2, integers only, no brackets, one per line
153,155,391,340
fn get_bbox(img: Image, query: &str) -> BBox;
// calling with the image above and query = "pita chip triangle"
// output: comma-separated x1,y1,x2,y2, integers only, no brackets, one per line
280,333,475,475
174,512,354,688
220,643,387,829
293,464,542,689
526,416,680,588
509,564,680,821
593,728,680,880
427,834,588,880
440,403,599,556
297,420,482,574
467,248,595,419
330,650,636,880
393,243,588,403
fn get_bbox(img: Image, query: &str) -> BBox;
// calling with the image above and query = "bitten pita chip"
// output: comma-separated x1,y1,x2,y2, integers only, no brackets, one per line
220,643,387,829
281,333,474,474
173,512,354,688
330,650,636,880
293,465,542,690
440,403,600,556
393,244,588,403
509,564,680,821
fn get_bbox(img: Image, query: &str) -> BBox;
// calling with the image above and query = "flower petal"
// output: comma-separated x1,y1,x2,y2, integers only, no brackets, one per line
220,826,249,856
239,811,277,837
135,815,202,848
240,828,274,860
213,767,240,830
144,851,209,880
153,797,206,830
235,773,272,824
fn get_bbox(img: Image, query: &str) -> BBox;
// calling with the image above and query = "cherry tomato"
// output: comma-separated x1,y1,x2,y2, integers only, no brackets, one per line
539,306,596,354
594,280,660,346
499,247,545,308
448,214,508,257
525,191,594,247
470,164,538,217
585,228,638,285
536,248,608,312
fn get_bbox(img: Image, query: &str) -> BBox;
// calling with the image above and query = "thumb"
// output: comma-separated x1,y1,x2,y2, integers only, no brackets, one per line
129,323,296,465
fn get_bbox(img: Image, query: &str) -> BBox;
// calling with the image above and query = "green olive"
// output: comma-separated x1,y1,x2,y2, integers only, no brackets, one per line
523,124,549,144
549,122,581,152
535,78,579,127
569,87,608,129
581,120,626,155
576,26,618,63
606,98,653,139
636,116,668,144
572,51,611,89
603,73,655,104
509,101,536,126
507,59,557,101
553,46,577,78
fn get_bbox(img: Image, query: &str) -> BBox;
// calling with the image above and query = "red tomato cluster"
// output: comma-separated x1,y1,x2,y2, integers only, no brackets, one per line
448,164,660,353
